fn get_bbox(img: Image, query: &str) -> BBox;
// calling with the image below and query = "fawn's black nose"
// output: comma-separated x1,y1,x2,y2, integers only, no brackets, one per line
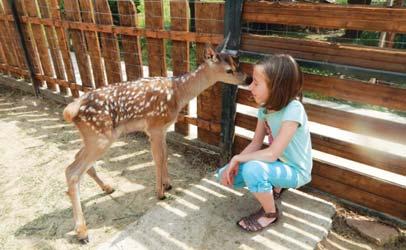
243,75,253,86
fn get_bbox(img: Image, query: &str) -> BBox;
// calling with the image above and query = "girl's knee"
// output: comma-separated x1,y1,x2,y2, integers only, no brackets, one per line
241,161,269,183
241,161,273,192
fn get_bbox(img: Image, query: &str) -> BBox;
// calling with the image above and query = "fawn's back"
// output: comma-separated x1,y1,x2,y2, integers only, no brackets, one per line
64,77,179,136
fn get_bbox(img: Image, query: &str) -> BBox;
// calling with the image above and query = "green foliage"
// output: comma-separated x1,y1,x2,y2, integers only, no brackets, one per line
394,34,406,49
108,0,141,25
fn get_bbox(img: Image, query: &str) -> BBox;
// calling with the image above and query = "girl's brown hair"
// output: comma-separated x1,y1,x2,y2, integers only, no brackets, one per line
258,54,303,111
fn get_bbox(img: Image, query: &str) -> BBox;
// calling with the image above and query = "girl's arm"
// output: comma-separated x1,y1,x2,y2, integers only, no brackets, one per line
220,118,265,186
223,120,299,185
236,120,299,162
239,119,267,155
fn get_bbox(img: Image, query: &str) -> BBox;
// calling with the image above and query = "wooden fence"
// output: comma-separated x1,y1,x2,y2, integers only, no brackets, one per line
0,0,225,139
235,1,406,220
0,0,404,219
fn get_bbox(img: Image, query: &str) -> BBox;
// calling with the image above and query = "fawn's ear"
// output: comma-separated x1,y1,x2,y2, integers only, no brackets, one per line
226,54,239,71
204,44,219,63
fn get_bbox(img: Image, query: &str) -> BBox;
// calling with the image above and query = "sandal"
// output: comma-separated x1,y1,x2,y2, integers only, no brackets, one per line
236,205,279,232
273,188,287,200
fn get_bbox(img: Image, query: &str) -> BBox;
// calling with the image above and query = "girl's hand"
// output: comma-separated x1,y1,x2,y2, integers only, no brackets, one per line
221,156,240,186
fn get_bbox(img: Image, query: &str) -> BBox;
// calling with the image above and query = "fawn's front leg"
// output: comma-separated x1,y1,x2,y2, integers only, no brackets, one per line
161,133,172,191
149,130,170,199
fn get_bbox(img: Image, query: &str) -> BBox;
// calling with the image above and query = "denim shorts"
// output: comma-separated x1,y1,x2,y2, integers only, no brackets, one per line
216,160,299,193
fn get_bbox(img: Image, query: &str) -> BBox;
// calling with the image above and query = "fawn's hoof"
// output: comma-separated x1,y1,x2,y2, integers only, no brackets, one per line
164,184,172,191
76,225,88,244
103,185,115,195
157,191,166,200
78,236,89,244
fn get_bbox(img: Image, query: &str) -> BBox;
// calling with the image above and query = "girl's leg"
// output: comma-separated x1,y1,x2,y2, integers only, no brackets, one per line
238,160,298,230
241,160,298,191
255,192,276,213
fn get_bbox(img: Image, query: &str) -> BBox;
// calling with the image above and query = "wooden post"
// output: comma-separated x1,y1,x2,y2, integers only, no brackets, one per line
378,0,394,48
220,0,245,165
195,2,224,146
144,0,166,77
2,1,26,71
24,0,56,91
0,1,13,75
8,0,42,96
48,0,79,97
37,0,66,93
0,39,6,66
0,1,19,73
171,0,190,136
383,0,403,48
80,0,106,88
118,0,143,81
95,0,122,85
63,0,93,90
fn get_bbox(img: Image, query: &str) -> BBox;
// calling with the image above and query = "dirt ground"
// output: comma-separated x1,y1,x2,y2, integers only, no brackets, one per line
313,193,405,250
0,85,404,250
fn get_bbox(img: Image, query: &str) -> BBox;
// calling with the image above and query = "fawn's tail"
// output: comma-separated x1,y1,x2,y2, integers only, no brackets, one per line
63,99,81,123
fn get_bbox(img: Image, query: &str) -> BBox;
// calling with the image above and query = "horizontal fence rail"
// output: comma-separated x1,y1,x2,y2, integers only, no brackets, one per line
241,34,406,73
243,2,406,33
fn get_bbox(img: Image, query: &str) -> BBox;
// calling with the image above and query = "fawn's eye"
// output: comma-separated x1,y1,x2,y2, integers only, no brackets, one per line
226,69,233,74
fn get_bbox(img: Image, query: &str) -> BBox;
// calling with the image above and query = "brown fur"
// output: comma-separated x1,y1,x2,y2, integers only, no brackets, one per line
63,46,249,242
63,99,81,123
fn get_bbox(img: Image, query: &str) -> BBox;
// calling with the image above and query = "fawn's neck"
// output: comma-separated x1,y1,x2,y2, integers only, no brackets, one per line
174,64,216,108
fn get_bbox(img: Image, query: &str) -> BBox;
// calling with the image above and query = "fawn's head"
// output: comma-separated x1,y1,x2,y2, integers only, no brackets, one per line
203,45,252,86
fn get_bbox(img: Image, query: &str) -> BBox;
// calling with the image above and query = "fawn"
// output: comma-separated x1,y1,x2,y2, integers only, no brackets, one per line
63,44,251,242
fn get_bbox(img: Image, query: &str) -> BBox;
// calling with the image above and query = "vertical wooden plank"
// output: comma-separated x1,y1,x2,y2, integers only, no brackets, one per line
37,0,66,93
1,0,26,71
144,0,166,77
63,0,93,90
0,38,9,75
171,0,190,135
0,40,6,65
79,0,106,88
15,0,43,87
95,0,121,84
24,0,56,91
118,0,143,81
384,0,403,48
0,0,19,71
48,0,78,97
195,2,224,146
0,16,11,75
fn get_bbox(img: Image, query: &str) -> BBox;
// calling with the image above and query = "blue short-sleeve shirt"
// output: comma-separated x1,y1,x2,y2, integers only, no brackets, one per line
258,100,312,187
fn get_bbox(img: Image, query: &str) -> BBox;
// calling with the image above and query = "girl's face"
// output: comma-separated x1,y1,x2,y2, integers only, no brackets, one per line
248,65,270,106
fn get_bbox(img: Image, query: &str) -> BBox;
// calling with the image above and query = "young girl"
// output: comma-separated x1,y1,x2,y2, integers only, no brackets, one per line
217,54,312,232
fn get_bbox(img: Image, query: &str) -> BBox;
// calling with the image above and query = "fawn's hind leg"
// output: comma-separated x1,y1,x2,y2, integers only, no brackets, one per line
65,149,95,243
66,135,112,243
87,167,115,194
75,148,115,194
